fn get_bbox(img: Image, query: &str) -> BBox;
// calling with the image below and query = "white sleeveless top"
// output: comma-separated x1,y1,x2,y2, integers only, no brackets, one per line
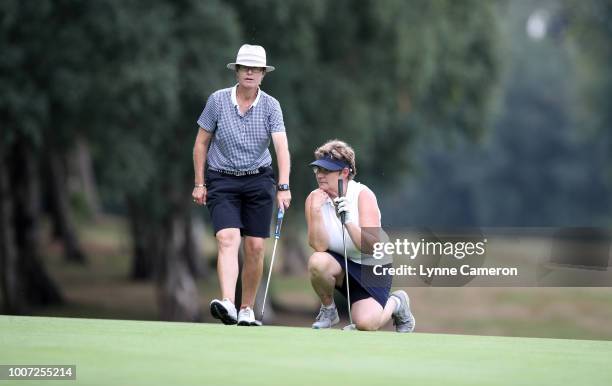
321,180,391,265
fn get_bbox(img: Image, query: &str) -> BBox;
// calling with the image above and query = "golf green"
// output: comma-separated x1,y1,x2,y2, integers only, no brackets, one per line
1,315,610,385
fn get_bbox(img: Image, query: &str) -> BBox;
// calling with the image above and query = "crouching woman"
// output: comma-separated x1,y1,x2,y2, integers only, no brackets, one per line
305,139,415,332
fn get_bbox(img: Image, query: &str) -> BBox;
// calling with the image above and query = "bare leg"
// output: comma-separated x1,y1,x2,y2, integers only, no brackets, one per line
241,236,265,308
351,297,398,331
216,228,241,303
308,252,343,306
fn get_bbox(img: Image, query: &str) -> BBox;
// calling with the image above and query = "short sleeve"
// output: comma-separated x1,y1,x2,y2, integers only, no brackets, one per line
197,92,219,133
267,97,285,133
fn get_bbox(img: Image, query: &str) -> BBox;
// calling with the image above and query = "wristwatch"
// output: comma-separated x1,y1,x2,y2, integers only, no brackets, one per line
277,183,290,191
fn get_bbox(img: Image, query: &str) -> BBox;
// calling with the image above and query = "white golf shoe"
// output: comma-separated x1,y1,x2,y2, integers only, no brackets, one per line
312,304,340,329
237,307,261,326
210,298,238,325
390,290,415,333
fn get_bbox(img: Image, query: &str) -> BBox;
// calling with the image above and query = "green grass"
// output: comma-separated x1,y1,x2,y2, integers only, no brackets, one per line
1,316,611,386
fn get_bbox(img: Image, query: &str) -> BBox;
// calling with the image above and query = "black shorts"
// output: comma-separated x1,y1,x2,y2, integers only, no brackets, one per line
205,167,276,238
328,250,392,308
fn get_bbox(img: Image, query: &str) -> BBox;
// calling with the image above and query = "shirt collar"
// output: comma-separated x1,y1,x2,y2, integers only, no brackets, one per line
231,84,261,108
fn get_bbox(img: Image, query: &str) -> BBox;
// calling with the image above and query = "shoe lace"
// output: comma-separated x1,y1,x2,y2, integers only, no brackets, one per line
391,295,409,325
395,309,413,327
315,306,334,322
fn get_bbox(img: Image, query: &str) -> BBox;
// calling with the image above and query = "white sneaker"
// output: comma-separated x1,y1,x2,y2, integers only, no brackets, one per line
312,304,340,329
210,298,237,325
237,307,261,326
390,290,415,333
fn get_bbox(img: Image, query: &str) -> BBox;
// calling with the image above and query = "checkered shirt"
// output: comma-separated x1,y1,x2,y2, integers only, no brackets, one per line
197,85,286,171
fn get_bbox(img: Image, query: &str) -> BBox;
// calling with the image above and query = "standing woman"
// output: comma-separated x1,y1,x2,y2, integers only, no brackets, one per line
192,44,291,326
305,140,414,332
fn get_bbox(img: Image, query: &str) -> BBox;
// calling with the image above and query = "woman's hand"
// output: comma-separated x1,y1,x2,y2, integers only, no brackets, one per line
192,186,207,206
277,190,292,211
333,196,355,224
310,189,330,209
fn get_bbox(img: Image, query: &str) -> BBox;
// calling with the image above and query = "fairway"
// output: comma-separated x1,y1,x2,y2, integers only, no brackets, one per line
1,316,611,386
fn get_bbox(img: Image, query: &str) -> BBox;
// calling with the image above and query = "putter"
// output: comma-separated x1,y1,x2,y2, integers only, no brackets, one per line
260,207,285,322
338,178,353,327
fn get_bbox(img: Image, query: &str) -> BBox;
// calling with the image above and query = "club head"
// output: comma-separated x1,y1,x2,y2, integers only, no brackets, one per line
342,323,357,331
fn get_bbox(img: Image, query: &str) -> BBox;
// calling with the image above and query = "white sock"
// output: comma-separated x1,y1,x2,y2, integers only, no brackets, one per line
323,301,336,310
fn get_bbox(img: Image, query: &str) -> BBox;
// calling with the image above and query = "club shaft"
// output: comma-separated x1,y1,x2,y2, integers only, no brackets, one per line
261,238,280,319
337,177,352,324
342,228,352,325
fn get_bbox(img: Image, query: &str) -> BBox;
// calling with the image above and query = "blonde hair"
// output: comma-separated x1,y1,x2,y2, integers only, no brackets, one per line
314,139,357,179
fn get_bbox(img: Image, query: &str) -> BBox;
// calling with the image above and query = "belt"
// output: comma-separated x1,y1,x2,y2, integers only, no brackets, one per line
208,166,269,177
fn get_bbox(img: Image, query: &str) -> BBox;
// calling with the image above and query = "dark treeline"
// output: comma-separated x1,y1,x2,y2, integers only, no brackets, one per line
382,0,612,227
1,0,608,320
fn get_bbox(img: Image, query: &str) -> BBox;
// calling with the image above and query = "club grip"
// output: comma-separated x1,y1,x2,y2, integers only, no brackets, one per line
274,208,284,239
337,179,346,224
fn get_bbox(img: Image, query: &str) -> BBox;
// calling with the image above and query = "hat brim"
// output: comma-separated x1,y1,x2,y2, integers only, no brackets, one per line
309,158,347,171
227,63,275,72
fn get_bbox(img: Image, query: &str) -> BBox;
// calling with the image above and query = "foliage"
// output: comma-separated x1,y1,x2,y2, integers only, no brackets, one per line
229,0,500,195
381,0,611,227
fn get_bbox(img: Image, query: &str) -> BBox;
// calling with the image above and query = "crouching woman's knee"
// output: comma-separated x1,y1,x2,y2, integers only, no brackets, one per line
354,315,380,331
308,252,331,277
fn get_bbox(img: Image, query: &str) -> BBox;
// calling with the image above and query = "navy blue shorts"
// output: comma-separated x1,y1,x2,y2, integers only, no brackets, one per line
205,167,276,238
328,250,392,308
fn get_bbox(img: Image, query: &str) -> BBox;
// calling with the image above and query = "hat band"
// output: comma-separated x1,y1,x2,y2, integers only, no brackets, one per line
236,59,267,67
236,53,266,66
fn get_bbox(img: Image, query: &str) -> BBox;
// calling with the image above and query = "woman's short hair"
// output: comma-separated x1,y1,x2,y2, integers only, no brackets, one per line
314,139,357,179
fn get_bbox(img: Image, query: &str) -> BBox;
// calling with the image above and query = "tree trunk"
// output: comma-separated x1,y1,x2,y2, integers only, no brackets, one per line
156,213,201,322
280,227,308,275
71,137,101,220
10,140,63,307
0,157,24,314
184,212,203,278
190,216,209,279
46,148,87,264
127,197,156,280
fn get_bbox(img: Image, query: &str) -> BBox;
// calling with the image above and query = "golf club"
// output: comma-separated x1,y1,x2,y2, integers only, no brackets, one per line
338,178,353,327
260,207,285,322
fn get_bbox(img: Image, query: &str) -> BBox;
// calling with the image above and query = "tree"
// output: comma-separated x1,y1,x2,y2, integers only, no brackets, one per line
1,0,504,319
381,0,611,227
227,0,501,269
563,0,612,171
88,0,241,320
0,0,67,312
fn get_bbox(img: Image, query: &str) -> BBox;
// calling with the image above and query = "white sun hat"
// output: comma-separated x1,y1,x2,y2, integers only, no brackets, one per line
226,44,275,72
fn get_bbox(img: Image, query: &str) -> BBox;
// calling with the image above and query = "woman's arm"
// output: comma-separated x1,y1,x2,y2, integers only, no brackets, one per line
192,128,212,205
306,190,330,252
271,132,291,210
344,188,382,254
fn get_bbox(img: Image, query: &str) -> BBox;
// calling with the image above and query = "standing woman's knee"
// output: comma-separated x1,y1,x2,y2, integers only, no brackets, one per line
216,229,240,250
244,237,265,259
